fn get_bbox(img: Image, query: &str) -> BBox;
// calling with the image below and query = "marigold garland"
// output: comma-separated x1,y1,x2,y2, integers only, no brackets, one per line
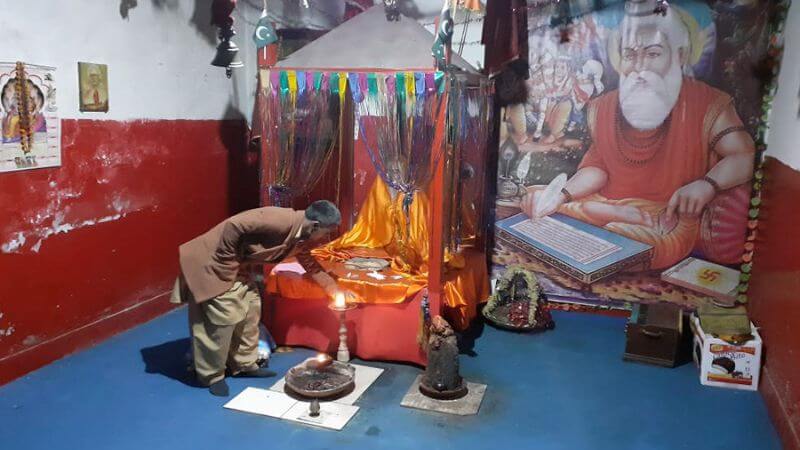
736,1,790,304
14,62,35,154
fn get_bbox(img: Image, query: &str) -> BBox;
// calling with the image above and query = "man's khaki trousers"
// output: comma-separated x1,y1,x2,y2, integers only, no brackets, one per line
176,280,262,386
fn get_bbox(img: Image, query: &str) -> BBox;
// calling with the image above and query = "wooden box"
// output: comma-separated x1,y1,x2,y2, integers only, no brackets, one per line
624,303,686,368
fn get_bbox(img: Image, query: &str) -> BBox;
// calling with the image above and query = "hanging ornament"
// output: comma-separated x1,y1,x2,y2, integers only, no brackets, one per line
457,0,482,12
383,0,400,21
211,0,244,78
119,0,138,19
653,0,669,17
559,25,571,43
552,0,573,43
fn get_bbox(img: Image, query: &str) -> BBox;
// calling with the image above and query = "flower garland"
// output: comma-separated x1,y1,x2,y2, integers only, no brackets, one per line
736,0,790,304
483,265,555,330
14,62,34,154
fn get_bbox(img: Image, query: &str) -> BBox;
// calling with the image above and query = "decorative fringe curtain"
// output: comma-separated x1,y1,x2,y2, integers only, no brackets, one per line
350,71,448,264
352,71,447,219
259,69,341,207
256,69,490,257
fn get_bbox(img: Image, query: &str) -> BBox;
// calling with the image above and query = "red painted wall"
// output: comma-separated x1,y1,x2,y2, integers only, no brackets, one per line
0,118,255,385
749,156,800,450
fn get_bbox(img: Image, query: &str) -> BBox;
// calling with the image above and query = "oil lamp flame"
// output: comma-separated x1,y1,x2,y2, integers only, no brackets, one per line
334,292,346,309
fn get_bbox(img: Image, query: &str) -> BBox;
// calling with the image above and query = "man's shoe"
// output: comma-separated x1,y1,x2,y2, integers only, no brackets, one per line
232,368,277,378
209,379,230,397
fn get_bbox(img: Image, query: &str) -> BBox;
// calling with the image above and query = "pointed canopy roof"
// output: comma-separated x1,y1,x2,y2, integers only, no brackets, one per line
276,6,479,74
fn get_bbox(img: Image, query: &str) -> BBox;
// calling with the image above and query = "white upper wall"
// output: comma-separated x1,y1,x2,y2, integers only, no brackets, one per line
0,0,485,122
0,0,255,120
764,0,800,170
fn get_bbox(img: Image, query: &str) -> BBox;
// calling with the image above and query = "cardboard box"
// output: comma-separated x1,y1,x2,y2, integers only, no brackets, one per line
690,314,762,391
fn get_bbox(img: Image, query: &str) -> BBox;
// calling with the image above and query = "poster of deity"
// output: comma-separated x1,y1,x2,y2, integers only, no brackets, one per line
0,62,60,173
491,0,775,310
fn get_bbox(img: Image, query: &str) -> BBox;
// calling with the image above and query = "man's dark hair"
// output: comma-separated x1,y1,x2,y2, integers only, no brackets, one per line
305,200,341,228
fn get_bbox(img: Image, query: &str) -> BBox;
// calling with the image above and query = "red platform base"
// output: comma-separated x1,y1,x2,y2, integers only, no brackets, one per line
264,291,427,366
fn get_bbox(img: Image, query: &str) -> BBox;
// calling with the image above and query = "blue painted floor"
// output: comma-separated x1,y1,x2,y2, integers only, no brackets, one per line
0,309,780,450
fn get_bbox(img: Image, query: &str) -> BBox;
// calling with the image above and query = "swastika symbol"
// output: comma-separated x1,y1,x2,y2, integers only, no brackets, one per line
698,269,721,283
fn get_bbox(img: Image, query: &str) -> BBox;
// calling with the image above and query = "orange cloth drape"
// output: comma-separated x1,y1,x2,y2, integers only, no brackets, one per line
267,252,427,305
266,177,488,330
313,177,465,275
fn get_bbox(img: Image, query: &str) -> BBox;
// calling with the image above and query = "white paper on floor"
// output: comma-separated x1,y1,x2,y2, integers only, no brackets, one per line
223,388,297,418
225,364,383,431
224,387,359,430
269,363,384,405
283,401,359,430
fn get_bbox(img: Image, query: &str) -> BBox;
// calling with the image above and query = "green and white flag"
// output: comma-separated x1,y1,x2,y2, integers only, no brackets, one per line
431,0,454,70
253,9,277,48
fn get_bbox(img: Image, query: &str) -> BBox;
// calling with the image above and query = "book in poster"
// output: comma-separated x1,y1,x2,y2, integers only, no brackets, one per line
491,0,770,310
661,257,740,304
496,212,652,284
0,62,60,173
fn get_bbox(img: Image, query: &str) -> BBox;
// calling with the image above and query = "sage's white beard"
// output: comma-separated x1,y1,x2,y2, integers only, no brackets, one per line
619,62,683,130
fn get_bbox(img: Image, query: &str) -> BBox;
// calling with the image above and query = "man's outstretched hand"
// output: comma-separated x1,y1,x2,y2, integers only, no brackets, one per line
666,179,716,222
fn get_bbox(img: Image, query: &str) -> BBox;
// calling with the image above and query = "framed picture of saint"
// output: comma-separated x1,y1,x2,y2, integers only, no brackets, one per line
78,62,109,112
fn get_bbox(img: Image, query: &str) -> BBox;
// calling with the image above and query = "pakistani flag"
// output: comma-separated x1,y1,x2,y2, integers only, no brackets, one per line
431,0,454,70
253,10,277,48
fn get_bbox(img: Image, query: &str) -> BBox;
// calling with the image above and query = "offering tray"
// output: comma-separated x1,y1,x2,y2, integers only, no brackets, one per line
344,257,390,271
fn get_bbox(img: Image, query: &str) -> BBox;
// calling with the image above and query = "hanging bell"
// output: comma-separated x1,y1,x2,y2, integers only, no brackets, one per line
211,38,244,78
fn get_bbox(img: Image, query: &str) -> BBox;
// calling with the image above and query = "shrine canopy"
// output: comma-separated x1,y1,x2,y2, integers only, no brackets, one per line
261,4,487,211
275,5,479,73
260,6,492,332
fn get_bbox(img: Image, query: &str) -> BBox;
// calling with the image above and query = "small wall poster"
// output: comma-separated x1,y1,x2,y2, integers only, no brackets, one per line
0,61,60,173
78,62,109,112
